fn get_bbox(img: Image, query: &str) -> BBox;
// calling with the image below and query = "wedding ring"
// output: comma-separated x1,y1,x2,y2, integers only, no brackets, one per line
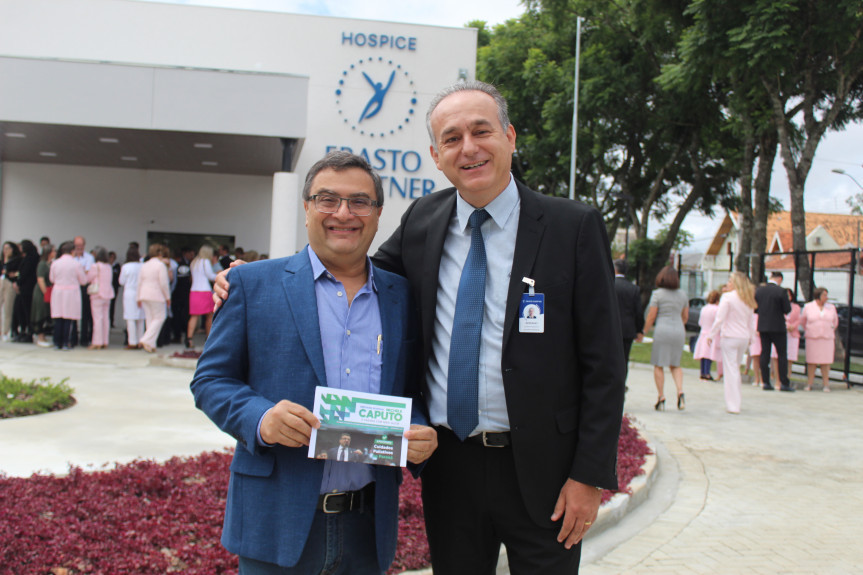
585,521,593,526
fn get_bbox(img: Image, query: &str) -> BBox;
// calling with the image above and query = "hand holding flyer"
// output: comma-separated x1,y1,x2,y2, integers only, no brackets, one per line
308,386,412,467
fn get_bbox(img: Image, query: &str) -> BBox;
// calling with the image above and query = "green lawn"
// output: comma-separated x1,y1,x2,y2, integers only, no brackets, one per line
631,340,863,373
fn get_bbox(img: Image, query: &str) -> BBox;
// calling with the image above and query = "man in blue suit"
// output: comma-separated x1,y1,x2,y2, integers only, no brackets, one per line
191,151,437,574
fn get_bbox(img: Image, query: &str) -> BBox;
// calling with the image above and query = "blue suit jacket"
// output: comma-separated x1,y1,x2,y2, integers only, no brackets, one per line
191,247,424,569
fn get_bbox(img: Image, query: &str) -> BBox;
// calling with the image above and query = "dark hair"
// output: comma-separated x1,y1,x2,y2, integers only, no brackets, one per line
302,151,384,206
3,241,21,260
785,288,794,301
770,271,783,281
707,290,720,304
92,246,109,263
58,241,75,256
20,239,38,258
426,80,510,149
655,265,680,290
613,259,628,275
812,287,828,301
39,236,50,244
126,245,141,263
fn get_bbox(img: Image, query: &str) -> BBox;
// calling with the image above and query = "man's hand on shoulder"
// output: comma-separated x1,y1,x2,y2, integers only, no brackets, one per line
212,259,247,312
260,399,320,448
404,424,438,464
551,479,602,549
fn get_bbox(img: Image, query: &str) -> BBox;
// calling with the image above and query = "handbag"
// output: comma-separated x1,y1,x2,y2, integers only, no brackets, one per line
87,263,101,295
43,285,53,303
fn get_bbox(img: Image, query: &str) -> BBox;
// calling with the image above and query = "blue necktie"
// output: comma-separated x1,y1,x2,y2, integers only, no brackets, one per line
448,209,491,441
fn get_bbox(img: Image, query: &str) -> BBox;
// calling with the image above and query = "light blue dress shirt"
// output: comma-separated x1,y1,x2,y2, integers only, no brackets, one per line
257,247,382,494
427,175,520,433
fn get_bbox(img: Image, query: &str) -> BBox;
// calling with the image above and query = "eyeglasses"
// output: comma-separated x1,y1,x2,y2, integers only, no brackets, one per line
308,194,381,216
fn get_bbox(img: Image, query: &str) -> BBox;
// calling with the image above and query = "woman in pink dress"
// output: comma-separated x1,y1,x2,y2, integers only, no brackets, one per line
799,287,838,392
136,243,171,354
186,245,218,349
693,290,721,380
709,272,756,414
49,241,87,350
86,247,116,349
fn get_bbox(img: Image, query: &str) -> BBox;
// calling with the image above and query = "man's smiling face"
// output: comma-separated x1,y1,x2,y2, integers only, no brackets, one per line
429,90,516,208
303,167,381,270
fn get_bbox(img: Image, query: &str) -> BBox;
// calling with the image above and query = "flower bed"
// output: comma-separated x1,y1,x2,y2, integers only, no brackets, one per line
0,416,649,574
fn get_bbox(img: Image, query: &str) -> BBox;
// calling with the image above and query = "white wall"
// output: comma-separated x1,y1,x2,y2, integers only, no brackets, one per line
1,162,272,254
0,0,478,254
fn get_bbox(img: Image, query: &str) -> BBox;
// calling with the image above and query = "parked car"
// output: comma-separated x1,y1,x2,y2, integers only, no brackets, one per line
685,297,706,333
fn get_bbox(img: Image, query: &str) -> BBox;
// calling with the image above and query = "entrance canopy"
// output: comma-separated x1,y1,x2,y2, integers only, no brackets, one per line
0,56,308,175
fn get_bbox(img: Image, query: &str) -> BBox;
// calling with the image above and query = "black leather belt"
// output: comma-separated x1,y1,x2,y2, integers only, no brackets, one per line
464,431,512,448
317,483,375,514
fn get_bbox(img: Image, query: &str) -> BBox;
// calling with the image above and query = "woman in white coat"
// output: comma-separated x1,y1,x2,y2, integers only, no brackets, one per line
118,245,145,349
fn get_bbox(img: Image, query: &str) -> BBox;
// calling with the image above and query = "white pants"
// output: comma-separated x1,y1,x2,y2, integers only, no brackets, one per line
720,337,749,413
126,318,145,346
139,300,167,349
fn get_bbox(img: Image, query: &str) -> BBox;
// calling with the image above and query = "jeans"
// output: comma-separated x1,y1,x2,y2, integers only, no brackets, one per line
238,508,382,575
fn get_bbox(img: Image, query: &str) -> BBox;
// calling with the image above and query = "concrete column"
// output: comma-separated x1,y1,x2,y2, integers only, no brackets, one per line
269,172,300,259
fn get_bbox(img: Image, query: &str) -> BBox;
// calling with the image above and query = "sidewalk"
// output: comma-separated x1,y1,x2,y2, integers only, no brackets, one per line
2,337,862,573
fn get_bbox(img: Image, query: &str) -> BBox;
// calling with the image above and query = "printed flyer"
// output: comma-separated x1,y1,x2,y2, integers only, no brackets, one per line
308,386,412,467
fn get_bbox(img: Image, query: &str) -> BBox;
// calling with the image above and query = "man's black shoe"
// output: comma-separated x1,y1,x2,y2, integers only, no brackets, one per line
762,384,775,391
779,385,795,392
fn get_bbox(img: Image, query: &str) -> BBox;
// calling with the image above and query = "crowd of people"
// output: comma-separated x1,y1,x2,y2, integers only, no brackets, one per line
0,236,263,352
623,266,842,416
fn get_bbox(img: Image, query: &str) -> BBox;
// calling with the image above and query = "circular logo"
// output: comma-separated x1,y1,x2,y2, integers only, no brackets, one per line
335,57,418,139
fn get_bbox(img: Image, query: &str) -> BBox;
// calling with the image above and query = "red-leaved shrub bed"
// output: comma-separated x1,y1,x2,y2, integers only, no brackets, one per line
0,416,649,574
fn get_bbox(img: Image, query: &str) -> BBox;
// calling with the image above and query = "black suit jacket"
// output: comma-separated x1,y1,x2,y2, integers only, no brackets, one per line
374,180,625,528
615,276,644,340
755,282,791,332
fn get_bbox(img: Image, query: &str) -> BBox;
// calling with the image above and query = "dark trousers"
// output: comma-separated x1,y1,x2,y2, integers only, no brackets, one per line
700,358,712,377
622,338,634,379
53,318,75,349
422,427,581,575
760,330,789,387
72,286,92,347
109,296,117,327
172,289,190,341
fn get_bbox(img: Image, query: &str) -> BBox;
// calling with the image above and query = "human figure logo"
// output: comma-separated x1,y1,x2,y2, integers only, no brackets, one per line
335,57,417,139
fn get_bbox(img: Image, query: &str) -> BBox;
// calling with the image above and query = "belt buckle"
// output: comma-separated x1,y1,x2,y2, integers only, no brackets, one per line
322,491,346,514
482,431,504,448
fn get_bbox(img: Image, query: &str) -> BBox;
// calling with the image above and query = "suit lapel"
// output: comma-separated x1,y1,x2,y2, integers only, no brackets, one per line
503,183,546,350
282,249,327,388
375,268,403,397
420,191,457,358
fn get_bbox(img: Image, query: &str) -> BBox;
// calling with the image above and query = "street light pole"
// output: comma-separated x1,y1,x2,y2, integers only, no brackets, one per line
832,168,863,191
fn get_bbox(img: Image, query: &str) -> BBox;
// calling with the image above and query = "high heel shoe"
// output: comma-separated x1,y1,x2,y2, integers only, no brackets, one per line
185,336,195,349
654,398,665,411
678,393,686,410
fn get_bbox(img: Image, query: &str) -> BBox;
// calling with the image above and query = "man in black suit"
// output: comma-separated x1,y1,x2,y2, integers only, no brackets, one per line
613,259,644,378
327,432,365,463
215,81,625,574
373,81,624,574
755,271,793,391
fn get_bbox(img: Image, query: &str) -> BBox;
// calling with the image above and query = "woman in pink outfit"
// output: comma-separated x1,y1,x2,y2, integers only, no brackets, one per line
693,290,721,380
799,287,838,392
136,243,171,354
709,272,757,414
86,247,116,349
771,288,801,384
49,241,87,350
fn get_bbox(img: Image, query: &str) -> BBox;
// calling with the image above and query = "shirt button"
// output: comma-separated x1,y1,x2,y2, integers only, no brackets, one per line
346,329,351,335
337,291,343,297
345,368,351,374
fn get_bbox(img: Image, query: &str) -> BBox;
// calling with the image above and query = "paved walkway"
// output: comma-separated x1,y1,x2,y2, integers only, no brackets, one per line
2,335,862,573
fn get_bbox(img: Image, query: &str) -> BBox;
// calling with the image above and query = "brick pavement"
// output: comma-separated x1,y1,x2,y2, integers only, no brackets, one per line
582,362,863,575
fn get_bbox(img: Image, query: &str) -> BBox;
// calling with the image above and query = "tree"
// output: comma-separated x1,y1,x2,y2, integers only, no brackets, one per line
477,0,739,290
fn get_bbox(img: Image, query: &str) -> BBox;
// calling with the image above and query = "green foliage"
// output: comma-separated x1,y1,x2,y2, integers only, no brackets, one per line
0,373,75,418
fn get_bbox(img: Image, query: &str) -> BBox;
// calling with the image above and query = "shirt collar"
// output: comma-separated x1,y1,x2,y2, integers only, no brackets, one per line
307,245,377,293
455,174,519,233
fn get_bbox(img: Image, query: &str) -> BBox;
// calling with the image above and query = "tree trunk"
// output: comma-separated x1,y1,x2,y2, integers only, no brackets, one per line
751,130,777,285
735,125,756,277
